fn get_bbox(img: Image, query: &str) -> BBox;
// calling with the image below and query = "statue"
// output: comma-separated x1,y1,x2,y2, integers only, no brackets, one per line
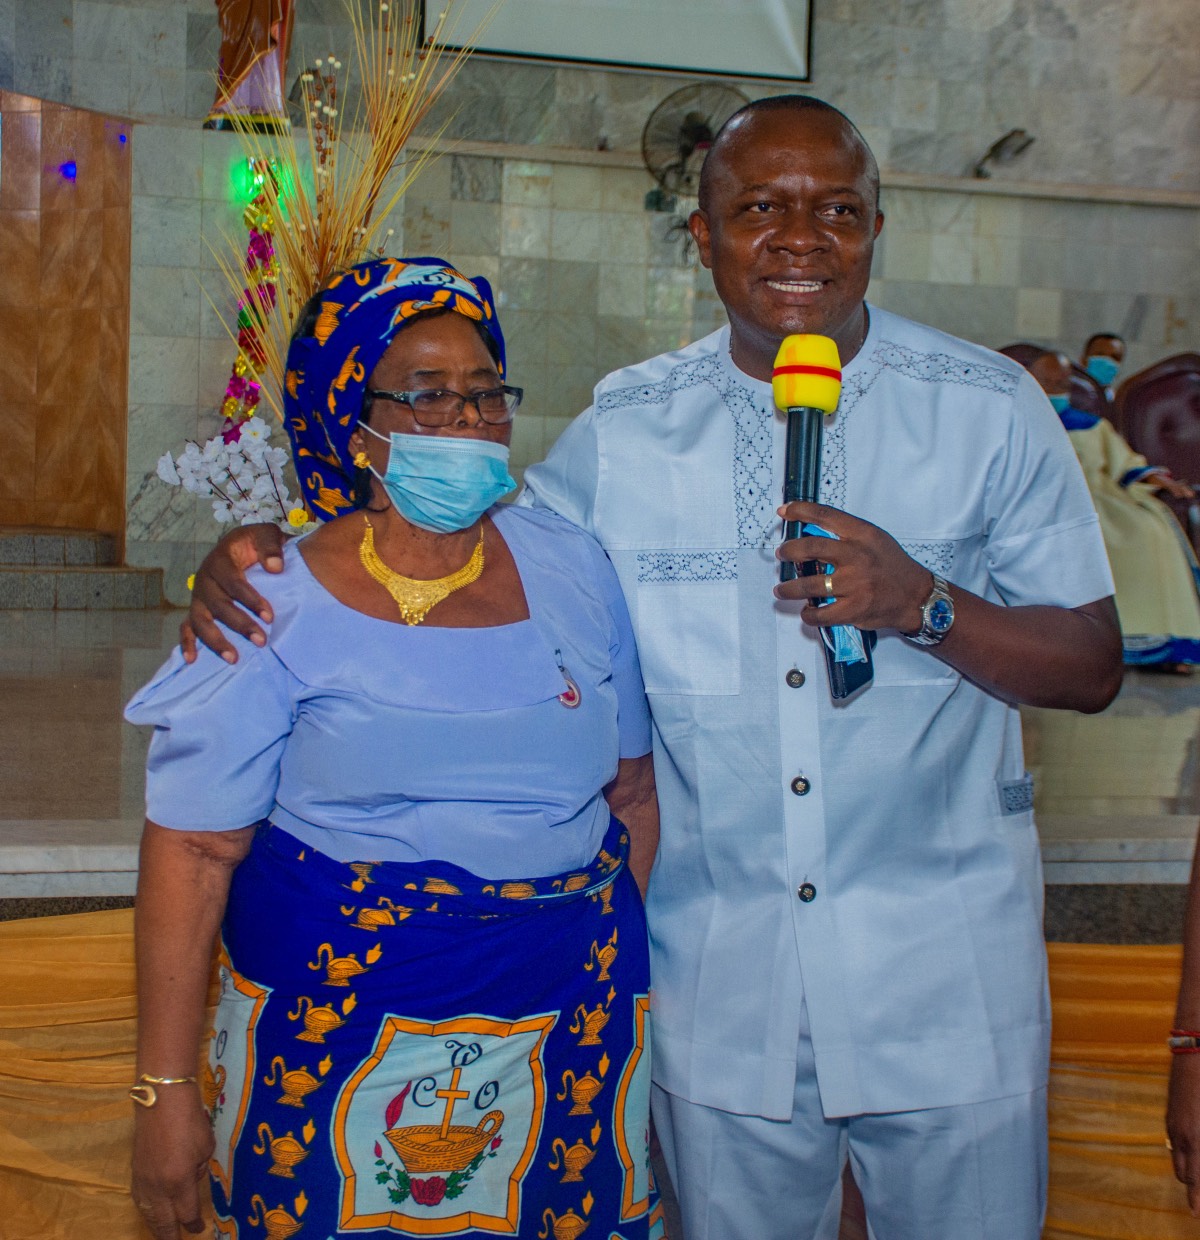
204,0,294,133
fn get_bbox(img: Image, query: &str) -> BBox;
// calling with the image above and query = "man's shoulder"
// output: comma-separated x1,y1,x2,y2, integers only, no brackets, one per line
593,327,727,411
865,305,1025,394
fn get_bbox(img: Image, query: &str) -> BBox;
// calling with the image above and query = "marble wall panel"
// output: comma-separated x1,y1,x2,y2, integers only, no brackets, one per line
449,199,500,257
128,335,199,406
131,195,203,267
1016,287,1064,339
497,257,549,308
550,209,603,263
451,154,502,204
597,263,646,318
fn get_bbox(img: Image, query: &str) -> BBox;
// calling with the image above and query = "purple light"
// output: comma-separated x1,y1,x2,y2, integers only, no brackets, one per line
58,161,77,181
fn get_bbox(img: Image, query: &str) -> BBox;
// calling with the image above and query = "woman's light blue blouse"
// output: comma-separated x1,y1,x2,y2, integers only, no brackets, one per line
125,506,651,879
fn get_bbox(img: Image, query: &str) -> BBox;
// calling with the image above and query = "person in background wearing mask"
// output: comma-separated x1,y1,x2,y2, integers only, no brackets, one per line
1081,332,1126,400
1029,349,1200,671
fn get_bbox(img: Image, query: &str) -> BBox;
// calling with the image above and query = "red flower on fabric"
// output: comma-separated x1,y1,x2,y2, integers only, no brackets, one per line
411,1176,447,1206
491,1136,502,1150
374,1141,383,1158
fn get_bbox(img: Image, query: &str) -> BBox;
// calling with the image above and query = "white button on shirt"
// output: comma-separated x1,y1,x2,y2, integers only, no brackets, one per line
522,307,1114,1120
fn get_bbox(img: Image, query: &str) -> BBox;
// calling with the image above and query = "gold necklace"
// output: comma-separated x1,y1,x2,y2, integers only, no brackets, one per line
358,515,484,625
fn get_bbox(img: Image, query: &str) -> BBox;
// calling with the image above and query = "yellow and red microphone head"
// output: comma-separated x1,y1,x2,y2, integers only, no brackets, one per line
772,335,842,413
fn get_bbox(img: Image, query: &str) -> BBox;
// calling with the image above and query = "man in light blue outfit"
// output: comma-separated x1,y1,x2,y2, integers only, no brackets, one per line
520,98,1123,1239
188,97,1124,1238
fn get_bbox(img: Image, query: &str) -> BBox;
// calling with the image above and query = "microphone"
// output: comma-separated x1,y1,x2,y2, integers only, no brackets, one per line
772,335,842,584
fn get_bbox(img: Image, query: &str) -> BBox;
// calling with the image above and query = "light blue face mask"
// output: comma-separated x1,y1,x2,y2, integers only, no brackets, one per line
1086,355,1120,387
1048,393,1071,414
361,426,516,533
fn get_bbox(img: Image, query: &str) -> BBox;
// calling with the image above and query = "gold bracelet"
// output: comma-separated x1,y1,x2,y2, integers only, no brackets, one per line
129,1074,197,1108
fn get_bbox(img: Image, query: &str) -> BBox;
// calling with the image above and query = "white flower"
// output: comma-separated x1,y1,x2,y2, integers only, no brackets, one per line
159,422,306,535
155,452,180,485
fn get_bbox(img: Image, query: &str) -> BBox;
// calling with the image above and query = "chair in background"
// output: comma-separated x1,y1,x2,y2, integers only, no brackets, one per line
998,342,1044,368
1068,363,1110,423
1117,354,1200,555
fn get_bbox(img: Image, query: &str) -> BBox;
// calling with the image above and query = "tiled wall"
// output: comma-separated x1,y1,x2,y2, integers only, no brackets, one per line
0,90,131,540
867,188,1200,370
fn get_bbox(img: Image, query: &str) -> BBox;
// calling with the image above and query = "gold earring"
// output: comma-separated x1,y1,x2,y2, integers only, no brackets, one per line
353,451,369,469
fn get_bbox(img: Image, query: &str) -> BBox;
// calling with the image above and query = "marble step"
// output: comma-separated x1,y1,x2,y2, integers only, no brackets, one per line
0,565,164,609
0,820,141,897
0,527,117,567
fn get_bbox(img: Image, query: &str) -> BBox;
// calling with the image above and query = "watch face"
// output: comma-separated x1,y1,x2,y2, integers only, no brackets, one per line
929,597,954,633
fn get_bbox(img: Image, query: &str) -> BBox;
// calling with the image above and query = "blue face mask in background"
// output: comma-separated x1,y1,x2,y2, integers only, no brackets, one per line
1086,355,1120,387
1048,393,1071,414
361,426,516,533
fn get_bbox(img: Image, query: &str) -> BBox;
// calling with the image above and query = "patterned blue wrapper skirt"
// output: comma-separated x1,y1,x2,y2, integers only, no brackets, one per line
204,816,664,1240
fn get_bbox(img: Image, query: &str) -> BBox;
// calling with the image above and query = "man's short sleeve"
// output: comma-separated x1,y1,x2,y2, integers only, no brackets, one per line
518,404,600,536
984,371,1114,608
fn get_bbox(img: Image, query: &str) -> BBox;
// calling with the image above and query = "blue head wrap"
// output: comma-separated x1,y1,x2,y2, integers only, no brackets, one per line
282,256,505,520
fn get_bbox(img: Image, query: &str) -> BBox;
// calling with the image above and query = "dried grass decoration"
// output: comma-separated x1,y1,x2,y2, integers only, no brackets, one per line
158,0,498,539
214,0,495,430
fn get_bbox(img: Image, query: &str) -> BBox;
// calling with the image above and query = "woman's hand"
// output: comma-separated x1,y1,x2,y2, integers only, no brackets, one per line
131,1088,214,1238
1168,1054,1200,1214
181,524,286,664
1150,471,1195,501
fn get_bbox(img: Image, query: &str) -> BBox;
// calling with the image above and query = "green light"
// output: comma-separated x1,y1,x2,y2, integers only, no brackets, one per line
229,157,260,204
228,158,295,211
272,161,296,216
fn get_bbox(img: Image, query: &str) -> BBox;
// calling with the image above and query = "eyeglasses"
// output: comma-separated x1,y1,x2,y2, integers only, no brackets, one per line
364,385,523,427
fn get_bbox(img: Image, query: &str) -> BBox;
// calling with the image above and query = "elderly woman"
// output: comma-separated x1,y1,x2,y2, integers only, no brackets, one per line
125,259,663,1240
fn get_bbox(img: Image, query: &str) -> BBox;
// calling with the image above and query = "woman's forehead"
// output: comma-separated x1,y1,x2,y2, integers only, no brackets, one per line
373,315,498,379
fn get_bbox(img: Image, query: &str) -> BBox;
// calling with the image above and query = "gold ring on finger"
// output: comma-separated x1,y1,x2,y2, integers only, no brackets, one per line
824,574,835,597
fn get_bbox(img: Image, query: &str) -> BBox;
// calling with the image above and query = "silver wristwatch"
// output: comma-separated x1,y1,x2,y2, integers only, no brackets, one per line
907,574,955,646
